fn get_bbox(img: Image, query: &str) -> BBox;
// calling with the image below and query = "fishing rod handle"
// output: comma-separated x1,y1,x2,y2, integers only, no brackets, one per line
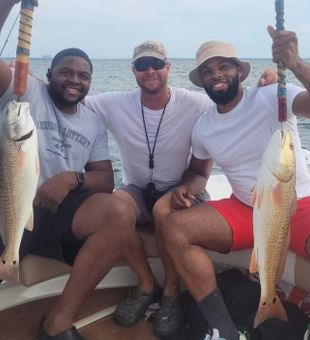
13,0,35,97
275,0,287,122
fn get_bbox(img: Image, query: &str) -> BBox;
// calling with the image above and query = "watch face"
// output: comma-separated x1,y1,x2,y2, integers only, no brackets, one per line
77,172,85,183
75,172,85,188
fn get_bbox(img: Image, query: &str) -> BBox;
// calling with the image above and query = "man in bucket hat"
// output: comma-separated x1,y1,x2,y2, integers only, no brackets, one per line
86,39,278,337
158,28,310,339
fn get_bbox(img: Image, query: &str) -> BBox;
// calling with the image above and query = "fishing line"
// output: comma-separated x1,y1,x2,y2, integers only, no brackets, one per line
0,11,20,57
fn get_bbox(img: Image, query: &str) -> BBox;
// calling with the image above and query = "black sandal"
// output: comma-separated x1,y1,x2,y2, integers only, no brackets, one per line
113,284,162,327
38,318,85,340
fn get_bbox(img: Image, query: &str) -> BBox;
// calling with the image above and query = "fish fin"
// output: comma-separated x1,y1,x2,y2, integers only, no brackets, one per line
269,183,282,206
25,211,34,231
36,152,40,176
0,226,5,245
257,187,264,208
291,191,297,216
254,293,287,328
17,147,28,169
249,248,259,273
251,186,257,206
0,256,20,284
252,186,264,208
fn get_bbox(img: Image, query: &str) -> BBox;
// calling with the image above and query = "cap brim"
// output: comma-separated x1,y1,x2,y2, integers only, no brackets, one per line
189,58,251,88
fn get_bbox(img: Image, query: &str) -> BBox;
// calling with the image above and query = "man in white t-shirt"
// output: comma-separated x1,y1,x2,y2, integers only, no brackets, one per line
158,28,310,340
86,40,277,336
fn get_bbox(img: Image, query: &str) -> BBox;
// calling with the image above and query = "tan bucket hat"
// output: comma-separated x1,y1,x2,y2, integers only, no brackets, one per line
132,40,168,63
189,41,251,87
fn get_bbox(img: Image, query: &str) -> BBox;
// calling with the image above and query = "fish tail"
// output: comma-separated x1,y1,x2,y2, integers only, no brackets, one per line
0,256,19,284
254,293,287,328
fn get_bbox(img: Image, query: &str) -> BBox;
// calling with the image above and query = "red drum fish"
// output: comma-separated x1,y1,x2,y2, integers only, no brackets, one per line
0,100,39,284
250,129,296,328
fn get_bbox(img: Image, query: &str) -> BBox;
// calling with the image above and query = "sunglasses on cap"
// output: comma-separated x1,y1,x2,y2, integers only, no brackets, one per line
134,58,167,72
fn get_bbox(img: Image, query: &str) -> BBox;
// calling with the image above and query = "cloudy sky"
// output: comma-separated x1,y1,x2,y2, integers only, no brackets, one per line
1,0,309,59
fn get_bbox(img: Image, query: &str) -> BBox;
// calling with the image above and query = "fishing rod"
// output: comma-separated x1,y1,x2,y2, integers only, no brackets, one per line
0,11,20,57
275,0,287,132
13,0,35,99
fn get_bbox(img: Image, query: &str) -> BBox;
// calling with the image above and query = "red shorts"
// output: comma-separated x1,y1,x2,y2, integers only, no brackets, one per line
207,195,310,259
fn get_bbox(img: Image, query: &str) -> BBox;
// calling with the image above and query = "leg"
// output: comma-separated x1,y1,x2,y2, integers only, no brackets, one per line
152,193,185,336
160,202,241,340
114,189,157,293
112,189,160,327
153,192,180,297
160,202,232,301
43,193,137,335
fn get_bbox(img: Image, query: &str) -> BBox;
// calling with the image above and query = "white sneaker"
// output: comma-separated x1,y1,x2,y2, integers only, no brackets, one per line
304,325,310,340
203,328,226,340
203,330,248,340
239,332,248,340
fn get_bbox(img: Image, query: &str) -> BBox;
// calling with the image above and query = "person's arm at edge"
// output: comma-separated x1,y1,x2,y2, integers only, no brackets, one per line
0,0,17,97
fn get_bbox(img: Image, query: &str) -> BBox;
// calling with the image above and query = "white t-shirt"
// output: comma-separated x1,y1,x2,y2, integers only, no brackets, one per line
0,72,110,187
86,87,210,190
192,84,310,205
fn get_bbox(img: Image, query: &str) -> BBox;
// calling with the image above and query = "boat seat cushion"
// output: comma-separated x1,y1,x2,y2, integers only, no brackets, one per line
19,231,159,287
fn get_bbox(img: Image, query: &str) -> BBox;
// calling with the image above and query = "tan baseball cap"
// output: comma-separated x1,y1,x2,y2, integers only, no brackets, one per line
132,40,168,63
189,41,250,87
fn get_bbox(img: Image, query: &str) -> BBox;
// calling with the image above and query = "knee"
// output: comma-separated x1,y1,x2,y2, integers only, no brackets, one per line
72,194,136,238
158,213,189,251
152,193,172,227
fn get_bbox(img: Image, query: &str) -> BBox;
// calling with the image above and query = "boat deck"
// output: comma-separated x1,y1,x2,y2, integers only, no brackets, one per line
0,287,156,340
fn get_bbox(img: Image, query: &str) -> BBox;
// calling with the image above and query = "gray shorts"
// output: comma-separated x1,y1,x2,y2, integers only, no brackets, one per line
120,183,209,232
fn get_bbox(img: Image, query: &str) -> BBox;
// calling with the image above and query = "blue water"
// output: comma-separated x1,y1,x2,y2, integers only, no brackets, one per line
5,58,310,186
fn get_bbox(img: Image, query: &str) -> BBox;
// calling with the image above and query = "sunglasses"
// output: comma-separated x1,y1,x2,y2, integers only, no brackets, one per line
134,58,166,72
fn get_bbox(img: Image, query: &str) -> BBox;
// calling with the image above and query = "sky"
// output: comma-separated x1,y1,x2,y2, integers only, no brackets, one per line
0,0,309,59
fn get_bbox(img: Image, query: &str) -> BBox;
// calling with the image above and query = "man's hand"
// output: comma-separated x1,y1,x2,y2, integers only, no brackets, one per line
33,172,76,213
267,25,301,72
258,68,278,87
171,184,196,210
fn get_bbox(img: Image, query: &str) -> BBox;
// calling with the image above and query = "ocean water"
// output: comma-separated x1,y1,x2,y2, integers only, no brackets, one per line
5,58,310,186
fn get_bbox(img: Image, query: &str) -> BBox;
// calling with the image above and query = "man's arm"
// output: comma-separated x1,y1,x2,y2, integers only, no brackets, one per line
268,25,310,118
34,160,114,213
0,0,17,97
171,156,213,209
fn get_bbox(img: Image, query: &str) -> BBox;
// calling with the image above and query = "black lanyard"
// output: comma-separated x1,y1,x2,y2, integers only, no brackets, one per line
141,92,170,180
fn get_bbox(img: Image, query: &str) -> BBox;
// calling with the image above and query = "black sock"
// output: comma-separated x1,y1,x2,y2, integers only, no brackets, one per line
198,288,239,340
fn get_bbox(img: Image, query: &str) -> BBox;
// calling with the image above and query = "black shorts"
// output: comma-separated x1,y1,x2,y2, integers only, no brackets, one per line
18,190,94,265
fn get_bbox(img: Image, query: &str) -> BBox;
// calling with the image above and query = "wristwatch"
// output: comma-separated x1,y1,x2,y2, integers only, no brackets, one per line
75,171,85,191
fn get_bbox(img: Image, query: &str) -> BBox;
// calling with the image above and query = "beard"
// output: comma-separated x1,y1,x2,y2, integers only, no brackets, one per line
203,74,240,105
